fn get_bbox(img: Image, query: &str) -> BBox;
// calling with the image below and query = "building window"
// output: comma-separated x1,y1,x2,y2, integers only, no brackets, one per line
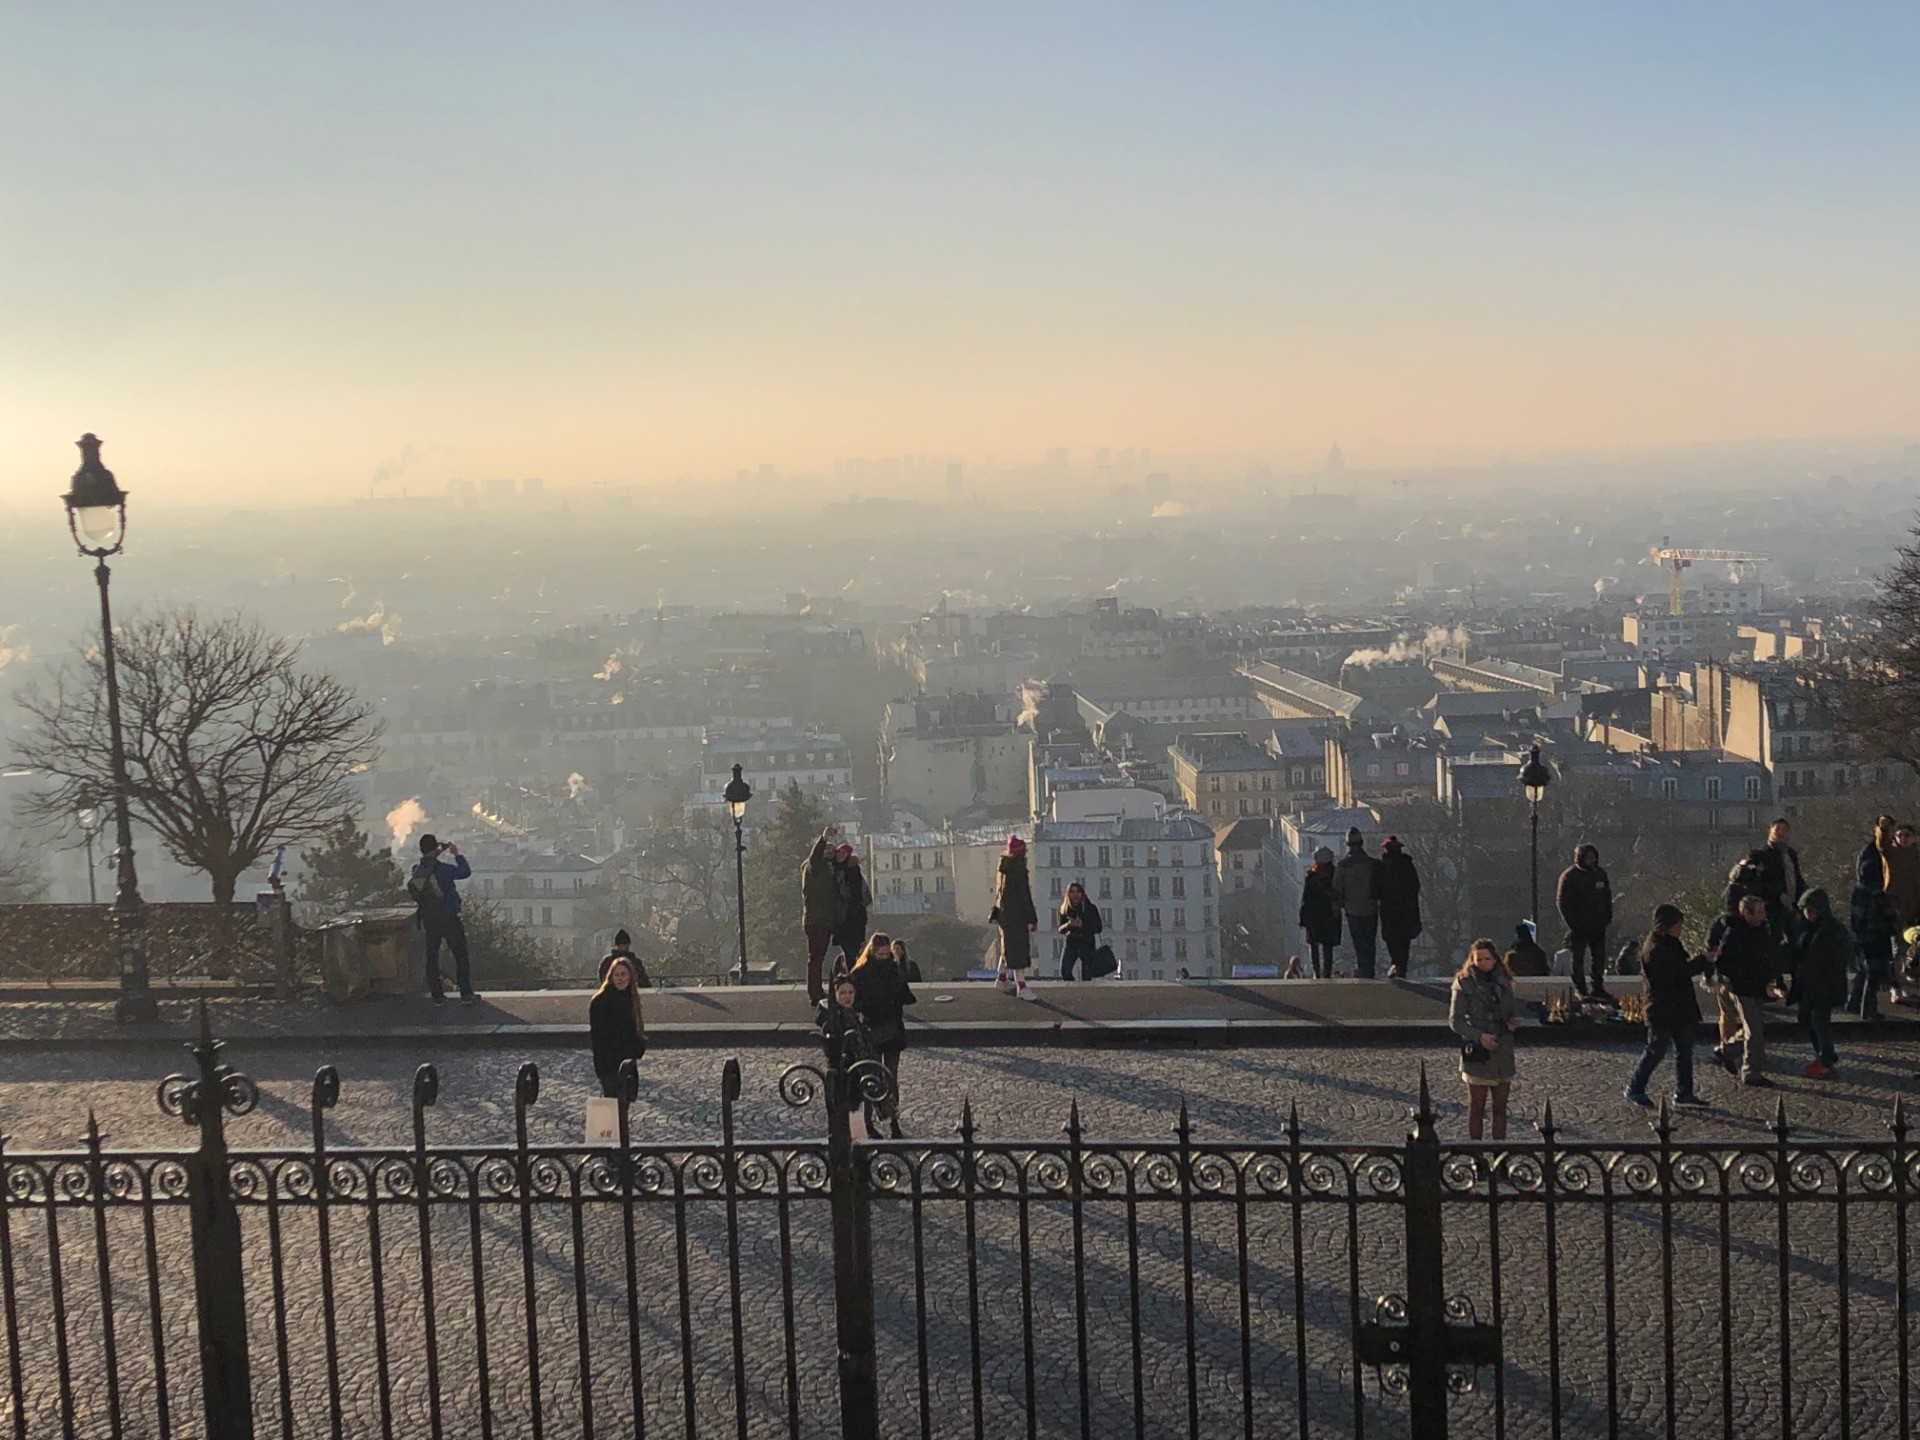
1072,845,1086,868
1662,778,1678,800
1211,800,1223,816
1230,855,1243,871
1202,873,1212,897
1172,874,1186,897
890,878,903,895
1147,877,1161,899
1049,846,1062,868
1705,777,1721,801
889,854,902,871
1098,877,1112,899
934,852,947,869
1261,776,1273,791
1291,767,1306,786
1122,846,1135,868
1262,798,1273,814
1049,877,1063,898
1149,908,1163,929
1746,777,1761,801
541,907,552,926
935,875,947,892
1123,876,1137,899
1147,846,1160,868
1174,938,1188,962
1173,908,1186,928
1239,800,1250,816
913,852,924,870
1205,934,1217,959
1203,905,1213,928
1098,846,1110,867
1150,938,1164,962
913,876,924,893
1124,907,1137,931
1124,938,1138,962
1367,763,1380,777
1208,776,1221,793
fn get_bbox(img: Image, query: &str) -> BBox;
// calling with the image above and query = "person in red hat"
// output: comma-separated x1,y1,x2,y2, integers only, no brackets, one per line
992,835,1040,1000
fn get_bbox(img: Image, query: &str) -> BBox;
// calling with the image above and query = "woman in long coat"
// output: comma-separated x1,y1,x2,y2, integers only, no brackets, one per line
993,835,1040,1001
1448,939,1521,1139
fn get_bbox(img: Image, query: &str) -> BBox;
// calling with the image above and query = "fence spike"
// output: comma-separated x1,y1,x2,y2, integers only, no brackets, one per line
1773,1095,1790,1141
1415,1062,1434,1125
1064,1099,1081,1141
1655,1096,1671,1143
1891,1094,1907,1141
721,1057,742,1106
1537,1096,1556,1138
85,1110,102,1151
957,1095,975,1142
1174,1097,1190,1143
1286,1099,1300,1144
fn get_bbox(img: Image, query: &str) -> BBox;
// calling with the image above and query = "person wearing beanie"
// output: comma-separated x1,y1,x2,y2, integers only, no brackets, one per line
1555,843,1615,1001
1299,845,1343,978
1788,888,1850,1079
832,843,873,966
598,927,652,986
1624,903,1714,1107
1333,830,1381,977
1374,836,1423,980
1507,921,1551,977
992,835,1040,999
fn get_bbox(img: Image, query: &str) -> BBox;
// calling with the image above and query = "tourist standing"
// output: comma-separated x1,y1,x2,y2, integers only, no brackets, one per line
598,928,652,986
1058,881,1104,981
588,956,647,1098
409,834,477,1006
1333,829,1381,978
1712,894,1775,1087
1554,843,1615,1000
1298,846,1343,978
1850,816,1896,1020
1375,836,1423,979
1759,817,1806,943
800,828,844,1005
1789,889,1850,1080
1448,939,1521,1140
832,844,873,966
992,836,1040,1000
1624,904,1712,1108
852,934,915,1138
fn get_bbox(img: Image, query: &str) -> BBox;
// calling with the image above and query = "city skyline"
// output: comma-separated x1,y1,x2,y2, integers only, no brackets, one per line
4,4,1919,503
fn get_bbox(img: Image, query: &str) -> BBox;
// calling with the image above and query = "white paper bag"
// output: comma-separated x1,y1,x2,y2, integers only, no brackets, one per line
585,1096,619,1146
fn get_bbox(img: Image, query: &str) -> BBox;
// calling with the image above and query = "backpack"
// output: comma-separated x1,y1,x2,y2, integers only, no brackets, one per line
406,859,443,917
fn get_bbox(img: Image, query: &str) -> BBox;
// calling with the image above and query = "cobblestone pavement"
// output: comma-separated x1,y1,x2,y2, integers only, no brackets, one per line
0,1037,1914,1439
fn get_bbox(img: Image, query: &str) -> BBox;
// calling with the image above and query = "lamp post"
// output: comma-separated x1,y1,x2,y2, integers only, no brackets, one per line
1519,745,1553,931
724,763,753,984
62,434,157,1023
76,806,103,905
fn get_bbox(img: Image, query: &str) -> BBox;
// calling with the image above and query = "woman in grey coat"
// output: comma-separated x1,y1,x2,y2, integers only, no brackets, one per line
1448,938,1522,1139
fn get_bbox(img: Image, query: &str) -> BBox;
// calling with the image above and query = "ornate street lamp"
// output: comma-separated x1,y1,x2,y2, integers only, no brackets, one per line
62,434,156,1022
76,806,103,905
1519,745,1554,930
724,763,753,984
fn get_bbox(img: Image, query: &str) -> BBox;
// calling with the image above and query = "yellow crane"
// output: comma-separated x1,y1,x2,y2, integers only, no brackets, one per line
1649,537,1769,615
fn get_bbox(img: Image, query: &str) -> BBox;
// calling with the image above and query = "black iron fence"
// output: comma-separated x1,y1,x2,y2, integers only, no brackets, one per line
0,1012,1914,1439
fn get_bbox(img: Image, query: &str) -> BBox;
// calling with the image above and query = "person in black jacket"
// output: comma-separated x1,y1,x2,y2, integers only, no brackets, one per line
1299,847,1343,978
1554,844,1615,1000
851,934,915,1138
1758,817,1806,943
1624,904,1713,1107
597,929,653,986
588,956,647,1098
1057,882,1104,981
1712,894,1776,1087
832,846,873,964
1374,837,1423,979
1789,888,1850,1079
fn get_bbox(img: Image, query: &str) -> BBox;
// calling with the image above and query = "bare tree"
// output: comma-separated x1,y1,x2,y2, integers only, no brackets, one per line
1813,522,1920,775
14,608,380,905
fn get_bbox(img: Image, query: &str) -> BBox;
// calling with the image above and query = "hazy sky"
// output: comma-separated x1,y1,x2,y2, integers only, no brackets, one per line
3,4,1918,502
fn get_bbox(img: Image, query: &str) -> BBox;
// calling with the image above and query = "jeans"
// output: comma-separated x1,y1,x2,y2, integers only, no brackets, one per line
1568,928,1609,994
1384,934,1413,977
1308,943,1336,979
1801,1002,1837,1067
1347,913,1378,978
424,914,472,999
1061,936,1096,980
863,1045,903,1137
1847,960,1887,1020
1628,1025,1695,1099
1715,986,1766,1080
805,927,834,1003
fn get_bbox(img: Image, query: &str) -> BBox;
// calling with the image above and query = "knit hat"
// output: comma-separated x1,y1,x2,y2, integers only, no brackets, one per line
613,929,631,947
1313,846,1336,864
1007,835,1027,856
1382,835,1404,853
835,843,855,858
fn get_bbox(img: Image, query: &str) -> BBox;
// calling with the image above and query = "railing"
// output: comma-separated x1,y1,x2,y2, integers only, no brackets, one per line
0,1007,1914,1439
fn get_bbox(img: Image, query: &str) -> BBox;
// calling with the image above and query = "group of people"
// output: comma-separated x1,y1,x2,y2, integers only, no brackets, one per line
1443,813,1919,1133
1296,828,1426,979
800,826,875,1005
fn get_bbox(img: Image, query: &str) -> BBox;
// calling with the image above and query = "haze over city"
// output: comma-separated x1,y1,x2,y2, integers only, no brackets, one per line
4,3,1919,503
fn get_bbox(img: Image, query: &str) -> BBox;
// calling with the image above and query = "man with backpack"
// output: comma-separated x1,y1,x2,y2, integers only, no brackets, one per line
409,833,476,1005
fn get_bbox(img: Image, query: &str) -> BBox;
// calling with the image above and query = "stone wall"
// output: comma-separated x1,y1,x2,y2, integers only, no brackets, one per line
0,904,319,984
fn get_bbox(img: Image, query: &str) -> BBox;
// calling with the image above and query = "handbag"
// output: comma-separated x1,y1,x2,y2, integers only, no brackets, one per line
1088,944,1119,979
1460,1038,1488,1065
585,1096,620,1146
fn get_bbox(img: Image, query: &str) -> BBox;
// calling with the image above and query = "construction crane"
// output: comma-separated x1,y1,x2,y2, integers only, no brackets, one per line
1649,537,1769,616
